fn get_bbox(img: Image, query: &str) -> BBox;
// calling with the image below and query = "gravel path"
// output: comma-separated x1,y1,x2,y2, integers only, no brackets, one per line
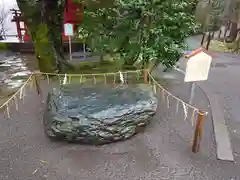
0,75,240,179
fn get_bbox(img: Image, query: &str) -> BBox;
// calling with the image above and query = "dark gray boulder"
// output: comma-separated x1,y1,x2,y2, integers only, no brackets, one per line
43,84,158,144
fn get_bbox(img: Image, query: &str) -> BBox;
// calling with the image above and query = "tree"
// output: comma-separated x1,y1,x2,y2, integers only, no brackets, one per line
78,0,196,70
222,0,240,42
195,0,224,32
0,3,10,39
16,0,75,72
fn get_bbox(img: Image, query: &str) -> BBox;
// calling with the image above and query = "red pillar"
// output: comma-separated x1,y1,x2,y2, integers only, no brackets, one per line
23,23,31,41
15,21,22,41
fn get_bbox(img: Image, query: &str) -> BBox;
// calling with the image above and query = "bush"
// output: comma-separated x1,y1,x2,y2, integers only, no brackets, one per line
0,43,8,51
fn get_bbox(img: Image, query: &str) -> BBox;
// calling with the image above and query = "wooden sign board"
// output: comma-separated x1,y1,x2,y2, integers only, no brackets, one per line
64,23,74,36
184,49,212,82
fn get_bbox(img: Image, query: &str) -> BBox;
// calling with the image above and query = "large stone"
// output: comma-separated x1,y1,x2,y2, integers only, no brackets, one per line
43,84,158,144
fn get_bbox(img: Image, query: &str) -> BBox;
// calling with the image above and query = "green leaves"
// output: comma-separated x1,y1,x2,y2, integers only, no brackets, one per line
78,0,196,68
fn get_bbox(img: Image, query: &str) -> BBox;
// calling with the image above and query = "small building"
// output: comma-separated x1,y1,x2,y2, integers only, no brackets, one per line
11,0,83,42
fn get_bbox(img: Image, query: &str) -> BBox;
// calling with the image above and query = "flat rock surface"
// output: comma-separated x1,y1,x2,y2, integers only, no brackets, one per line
44,84,157,144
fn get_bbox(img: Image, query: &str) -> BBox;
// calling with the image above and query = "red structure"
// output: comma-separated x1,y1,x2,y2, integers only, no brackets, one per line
11,0,83,42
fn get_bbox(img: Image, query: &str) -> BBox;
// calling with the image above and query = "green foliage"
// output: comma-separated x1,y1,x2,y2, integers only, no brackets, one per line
78,0,196,68
209,0,224,30
195,0,224,31
0,43,8,51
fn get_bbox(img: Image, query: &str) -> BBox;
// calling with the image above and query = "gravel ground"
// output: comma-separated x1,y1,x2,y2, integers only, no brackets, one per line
0,76,239,180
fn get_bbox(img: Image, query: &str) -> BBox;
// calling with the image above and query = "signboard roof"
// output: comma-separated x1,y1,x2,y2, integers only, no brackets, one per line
184,47,214,58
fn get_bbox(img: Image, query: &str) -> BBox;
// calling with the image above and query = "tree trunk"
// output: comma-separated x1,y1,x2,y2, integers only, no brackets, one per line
226,21,238,43
16,0,74,73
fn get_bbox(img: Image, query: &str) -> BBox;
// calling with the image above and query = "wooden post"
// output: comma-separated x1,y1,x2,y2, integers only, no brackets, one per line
192,110,205,153
206,32,211,50
218,30,222,39
200,33,205,46
211,31,215,39
33,73,41,95
144,69,149,84
223,21,230,38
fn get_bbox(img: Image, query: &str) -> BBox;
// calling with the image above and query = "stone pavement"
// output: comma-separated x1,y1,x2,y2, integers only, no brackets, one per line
0,72,240,179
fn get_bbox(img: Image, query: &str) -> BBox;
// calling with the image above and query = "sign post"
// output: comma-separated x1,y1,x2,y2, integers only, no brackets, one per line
68,36,72,60
184,48,212,104
64,23,74,61
189,82,196,105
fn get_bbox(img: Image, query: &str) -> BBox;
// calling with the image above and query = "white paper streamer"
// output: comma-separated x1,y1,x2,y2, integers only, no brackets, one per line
124,72,127,83
176,100,179,113
22,87,25,104
29,77,34,89
6,104,10,118
79,75,83,83
191,109,196,126
104,74,107,84
68,75,71,84
46,74,50,84
58,75,61,85
119,71,124,84
153,83,157,94
63,74,67,85
166,95,170,108
19,87,23,100
93,76,96,84
136,70,140,80
182,102,188,121
161,90,165,104
14,97,18,111
113,74,116,84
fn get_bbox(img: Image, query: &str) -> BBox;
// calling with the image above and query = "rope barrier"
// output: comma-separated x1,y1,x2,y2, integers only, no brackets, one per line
148,72,208,127
0,74,34,117
148,73,206,114
0,70,208,122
